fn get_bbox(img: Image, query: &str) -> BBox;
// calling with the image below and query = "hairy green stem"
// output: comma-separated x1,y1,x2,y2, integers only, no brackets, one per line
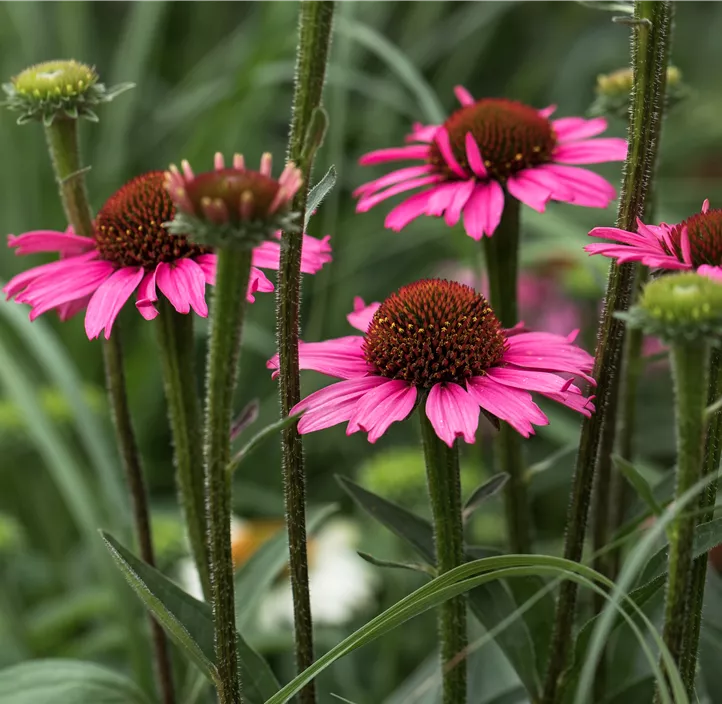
679,348,722,691
204,249,252,704
541,4,673,702
155,300,210,600
43,118,175,704
482,196,530,554
419,411,467,704
276,3,335,702
655,342,710,702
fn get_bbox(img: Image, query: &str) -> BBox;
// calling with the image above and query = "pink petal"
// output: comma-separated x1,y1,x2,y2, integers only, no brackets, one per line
454,85,475,107
136,268,159,321
702,199,710,214
195,254,217,285
485,366,570,394
156,259,209,317
353,165,435,197
356,174,445,213
553,138,627,164
503,333,595,384
434,127,467,178
466,376,547,438
406,123,440,144
359,145,430,165
293,376,388,434
540,385,595,417
444,180,476,226
251,234,332,275
462,181,505,240
8,230,95,256
3,251,98,299
538,105,557,118
680,226,692,266
347,379,417,442
425,382,480,447
506,172,552,212
552,117,608,143
385,190,436,231
698,265,722,283
465,133,487,178
267,336,369,380
85,267,144,340
347,297,381,333
537,164,616,208
57,295,92,321
247,267,274,303
426,183,464,217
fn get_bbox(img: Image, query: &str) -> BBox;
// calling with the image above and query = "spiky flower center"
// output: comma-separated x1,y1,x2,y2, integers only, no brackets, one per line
428,98,557,181
12,60,97,100
184,169,283,221
667,210,722,268
95,171,207,268
364,279,506,387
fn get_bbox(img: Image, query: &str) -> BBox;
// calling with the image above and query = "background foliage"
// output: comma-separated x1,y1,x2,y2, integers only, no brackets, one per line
1,2,722,703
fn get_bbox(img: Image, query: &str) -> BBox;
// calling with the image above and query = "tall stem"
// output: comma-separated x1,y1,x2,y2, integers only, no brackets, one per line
43,118,175,704
419,410,467,704
541,4,673,702
679,348,722,690
204,249,252,704
482,196,530,554
654,342,710,702
276,3,335,702
155,300,210,600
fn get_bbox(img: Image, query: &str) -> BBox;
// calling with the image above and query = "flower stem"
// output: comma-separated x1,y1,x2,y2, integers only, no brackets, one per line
276,3,335,702
419,410,467,704
541,4,673,703
42,118,175,704
483,195,530,554
155,299,211,600
655,342,710,701
204,249,252,704
679,347,722,690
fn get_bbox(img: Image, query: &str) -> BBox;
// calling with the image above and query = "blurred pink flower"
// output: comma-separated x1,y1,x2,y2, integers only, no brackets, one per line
354,87,626,240
268,279,595,447
5,163,331,340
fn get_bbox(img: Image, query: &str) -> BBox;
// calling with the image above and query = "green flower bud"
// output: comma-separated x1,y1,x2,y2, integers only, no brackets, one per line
619,272,722,344
2,59,133,126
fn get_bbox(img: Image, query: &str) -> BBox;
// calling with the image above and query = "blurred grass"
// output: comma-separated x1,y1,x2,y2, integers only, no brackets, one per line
1,1,722,701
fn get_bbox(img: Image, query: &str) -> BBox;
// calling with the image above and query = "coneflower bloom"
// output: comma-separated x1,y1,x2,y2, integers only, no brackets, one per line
268,279,595,447
354,86,627,240
586,199,722,280
4,164,330,340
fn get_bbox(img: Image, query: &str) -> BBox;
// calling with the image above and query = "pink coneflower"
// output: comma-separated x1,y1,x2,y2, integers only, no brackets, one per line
4,164,331,340
268,279,595,447
586,199,722,281
354,87,627,240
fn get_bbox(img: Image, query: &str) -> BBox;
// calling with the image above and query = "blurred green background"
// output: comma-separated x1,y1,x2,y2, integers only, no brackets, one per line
1,2,722,703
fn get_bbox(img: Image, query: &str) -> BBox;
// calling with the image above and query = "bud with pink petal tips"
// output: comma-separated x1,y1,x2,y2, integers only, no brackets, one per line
165,151,303,250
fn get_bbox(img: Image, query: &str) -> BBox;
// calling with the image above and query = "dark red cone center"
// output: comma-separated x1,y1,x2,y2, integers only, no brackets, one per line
667,209,722,268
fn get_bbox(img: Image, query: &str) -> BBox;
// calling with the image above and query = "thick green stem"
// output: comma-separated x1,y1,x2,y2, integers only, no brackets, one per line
679,348,722,691
482,196,530,554
541,4,673,702
276,4,335,702
654,342,710,702
419,411,467,704
204,249,252,704
43,117,175,704
155,300,210,600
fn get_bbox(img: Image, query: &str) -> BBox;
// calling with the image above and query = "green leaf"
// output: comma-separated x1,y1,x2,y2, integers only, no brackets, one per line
357,551,435,576
0,659,152,704
337,476,541,698
102,532,279,703
304,165,337,230
301,106,329,169
462,473,508,521
612,454,663,517
235,503,337,628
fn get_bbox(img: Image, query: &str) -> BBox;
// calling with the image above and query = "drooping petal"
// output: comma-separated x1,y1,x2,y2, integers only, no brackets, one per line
444,180,476,226
406,123,440,144
356,174,445,212
465,133,487,178
484,366,570,394
267,336,369,380
156,259,209,317
359,145,430,165
136,267,160,321
698,265,722,282
454,85,475,107
3,250,99,299
347,297,381,333
552,116,608,143
462,181,505,240
353,165,436,198
537,164,616,208
7,230,95,256
347,379,417,442
85,266,145,339
553,138,627,164
425,382,480,447
539,105,557,118
385,190,436,231
251,234,332,275
247,267,275,302
57,294,92,322
426,183,465,217
434,127,467,178
506,172,552,212
466,376,548,438
195,253,217,285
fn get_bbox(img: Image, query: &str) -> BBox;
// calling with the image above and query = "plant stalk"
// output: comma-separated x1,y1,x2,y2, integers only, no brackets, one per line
654,342,710,702
204,249,252,704
155,299,210,600
276,3,335,702
43,117,175,704
541,4,673,702
679,348,722,691
482,195,530,554
419,410,467,704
